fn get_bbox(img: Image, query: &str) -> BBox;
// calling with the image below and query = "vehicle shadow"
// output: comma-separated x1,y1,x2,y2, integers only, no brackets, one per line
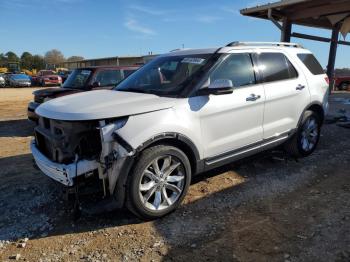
0,148,289,239
0,119,35,137
0,145,335,261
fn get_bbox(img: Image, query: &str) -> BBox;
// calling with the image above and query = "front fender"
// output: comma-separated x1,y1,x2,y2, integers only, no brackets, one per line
116,108,203,159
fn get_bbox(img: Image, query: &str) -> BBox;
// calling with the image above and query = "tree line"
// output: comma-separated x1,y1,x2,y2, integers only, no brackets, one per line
0,49,84,70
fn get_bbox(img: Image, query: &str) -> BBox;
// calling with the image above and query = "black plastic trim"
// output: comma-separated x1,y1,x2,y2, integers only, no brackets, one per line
299,101,324,126
203,130,295,170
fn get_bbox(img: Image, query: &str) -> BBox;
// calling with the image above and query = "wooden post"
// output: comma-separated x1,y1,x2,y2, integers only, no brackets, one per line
281,18,292,42
327,24,340,93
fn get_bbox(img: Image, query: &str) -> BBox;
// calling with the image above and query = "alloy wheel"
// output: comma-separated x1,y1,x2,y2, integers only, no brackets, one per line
138,155,185,211
301,117,319,152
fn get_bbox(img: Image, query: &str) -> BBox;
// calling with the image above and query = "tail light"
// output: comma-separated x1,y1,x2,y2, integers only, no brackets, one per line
325,77,329,85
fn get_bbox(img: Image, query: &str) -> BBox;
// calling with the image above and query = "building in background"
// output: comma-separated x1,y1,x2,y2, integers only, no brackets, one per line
60,54,156,70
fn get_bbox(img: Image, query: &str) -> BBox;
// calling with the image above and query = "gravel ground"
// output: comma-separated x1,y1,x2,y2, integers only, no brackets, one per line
0,88,349,261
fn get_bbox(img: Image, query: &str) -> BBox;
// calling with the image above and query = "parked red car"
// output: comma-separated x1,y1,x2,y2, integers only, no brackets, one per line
334,76,350,90
32,70,62,87
28,65,139,122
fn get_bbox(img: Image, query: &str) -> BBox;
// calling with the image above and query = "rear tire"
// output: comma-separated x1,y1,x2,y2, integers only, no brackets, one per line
126,145,191,220
284,110,321,158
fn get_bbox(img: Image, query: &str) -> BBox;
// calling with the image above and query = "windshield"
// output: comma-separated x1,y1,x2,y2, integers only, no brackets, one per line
115,54,212,96
63,69,92,89
12,74,30,80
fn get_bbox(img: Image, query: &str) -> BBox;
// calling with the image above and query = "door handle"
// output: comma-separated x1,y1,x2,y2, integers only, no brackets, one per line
296,84,305,90
246,94,261,102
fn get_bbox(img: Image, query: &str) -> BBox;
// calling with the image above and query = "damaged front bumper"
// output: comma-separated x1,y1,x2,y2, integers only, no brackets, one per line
31,140,99,186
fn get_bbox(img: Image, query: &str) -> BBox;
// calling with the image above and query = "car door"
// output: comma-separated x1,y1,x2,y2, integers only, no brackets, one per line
256,51,310,139
198,52,265,159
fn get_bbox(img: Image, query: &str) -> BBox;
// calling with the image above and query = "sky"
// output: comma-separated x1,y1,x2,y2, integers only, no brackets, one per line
0,0,349,68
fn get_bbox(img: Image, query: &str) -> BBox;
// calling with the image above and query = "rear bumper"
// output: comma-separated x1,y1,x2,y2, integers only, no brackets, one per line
31,140,99,186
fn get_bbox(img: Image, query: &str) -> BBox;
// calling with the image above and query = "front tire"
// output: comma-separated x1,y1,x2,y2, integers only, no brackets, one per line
284,110,321,158
126,145,191,220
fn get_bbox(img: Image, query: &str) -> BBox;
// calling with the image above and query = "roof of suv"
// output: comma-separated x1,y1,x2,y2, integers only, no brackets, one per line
166,42,311,56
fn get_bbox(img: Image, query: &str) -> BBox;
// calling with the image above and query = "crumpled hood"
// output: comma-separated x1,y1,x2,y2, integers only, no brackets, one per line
36,90,177,121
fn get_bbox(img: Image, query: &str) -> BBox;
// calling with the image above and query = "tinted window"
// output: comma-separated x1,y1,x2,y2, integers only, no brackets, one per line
259,53,298,83
210,53,256,87
63,69,92,89
95,70,123,86
297,53,324,75
123,69,136,78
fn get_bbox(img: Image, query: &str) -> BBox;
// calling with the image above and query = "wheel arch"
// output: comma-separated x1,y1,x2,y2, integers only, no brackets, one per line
300,102,325,126
112,132,202,208
135,132,201,176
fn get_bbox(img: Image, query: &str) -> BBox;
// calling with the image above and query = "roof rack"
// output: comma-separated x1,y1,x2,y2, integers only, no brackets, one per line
226,41,304,48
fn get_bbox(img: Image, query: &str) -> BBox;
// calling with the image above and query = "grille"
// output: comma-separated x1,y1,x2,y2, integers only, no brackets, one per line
35,131,52,160
43,118,51,129
34,96,44,103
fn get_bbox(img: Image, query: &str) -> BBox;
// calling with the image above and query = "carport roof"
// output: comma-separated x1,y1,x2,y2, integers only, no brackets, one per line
240,0,350,30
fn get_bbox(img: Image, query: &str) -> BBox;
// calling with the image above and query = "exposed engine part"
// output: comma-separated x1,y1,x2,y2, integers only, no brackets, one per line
35,117,101,164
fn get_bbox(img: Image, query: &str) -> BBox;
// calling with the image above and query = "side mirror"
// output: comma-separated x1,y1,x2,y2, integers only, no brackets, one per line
198,79,234,96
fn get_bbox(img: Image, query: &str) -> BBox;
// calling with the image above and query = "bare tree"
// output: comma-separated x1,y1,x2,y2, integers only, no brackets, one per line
44,49,65,67
67,56,84,62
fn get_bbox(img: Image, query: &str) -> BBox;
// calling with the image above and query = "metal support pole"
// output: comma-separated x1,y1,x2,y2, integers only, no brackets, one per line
281,18,292,42
327,24,340,93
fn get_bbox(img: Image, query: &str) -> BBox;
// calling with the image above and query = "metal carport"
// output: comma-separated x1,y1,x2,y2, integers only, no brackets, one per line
240,0,350,91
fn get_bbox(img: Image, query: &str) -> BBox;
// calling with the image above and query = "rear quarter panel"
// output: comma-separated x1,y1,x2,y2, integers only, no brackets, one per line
286,49,329,113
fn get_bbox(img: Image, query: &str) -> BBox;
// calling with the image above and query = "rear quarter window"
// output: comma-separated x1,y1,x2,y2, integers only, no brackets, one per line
297,53,324,75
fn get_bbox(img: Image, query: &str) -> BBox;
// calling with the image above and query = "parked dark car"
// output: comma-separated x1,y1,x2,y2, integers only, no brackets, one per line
28,65,139,122
8,74,32,87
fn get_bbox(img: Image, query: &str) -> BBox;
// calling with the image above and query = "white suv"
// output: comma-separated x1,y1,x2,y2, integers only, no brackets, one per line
31,42,329,219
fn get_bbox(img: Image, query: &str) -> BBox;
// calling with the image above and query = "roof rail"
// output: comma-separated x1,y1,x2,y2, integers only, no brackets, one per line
169,48,182,52
226,41,304,48
169,48,191,52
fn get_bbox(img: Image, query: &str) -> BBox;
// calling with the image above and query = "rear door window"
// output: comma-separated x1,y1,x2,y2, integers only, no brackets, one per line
297,53,324,75
258,53,298,83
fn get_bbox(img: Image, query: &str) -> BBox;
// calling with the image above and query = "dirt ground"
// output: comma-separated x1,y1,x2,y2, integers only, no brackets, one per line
0,88,349,262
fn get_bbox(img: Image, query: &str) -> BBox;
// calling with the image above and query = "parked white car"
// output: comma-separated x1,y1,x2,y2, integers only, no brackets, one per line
31,42,329,219
0,74,5,87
